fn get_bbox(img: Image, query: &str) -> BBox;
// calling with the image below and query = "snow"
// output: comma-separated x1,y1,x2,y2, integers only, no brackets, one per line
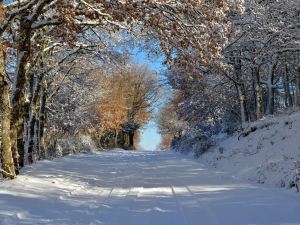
1,150,300,225
199,110,300,189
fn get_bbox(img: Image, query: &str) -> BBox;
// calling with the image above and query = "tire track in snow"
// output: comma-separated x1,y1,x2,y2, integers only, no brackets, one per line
185,186,220,225
171,186,190,225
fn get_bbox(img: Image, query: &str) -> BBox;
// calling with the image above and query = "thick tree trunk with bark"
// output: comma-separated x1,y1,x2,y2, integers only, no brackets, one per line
24,70,36,164
27,73,44,163
266,62,277,115
10,17,32,169
0,35,16,179
38,85,47,158
26,39,48,162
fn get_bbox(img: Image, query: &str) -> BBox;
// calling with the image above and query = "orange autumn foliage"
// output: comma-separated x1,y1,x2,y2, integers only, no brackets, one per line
95,64,160,136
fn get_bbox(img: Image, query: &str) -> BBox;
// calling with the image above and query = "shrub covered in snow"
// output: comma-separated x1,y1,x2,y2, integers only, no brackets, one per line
290,161,300,192
54,134,98,157
172,128,214,158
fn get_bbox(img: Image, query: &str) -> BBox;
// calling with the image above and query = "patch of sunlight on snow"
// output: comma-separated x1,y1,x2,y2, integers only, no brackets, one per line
0,190,45,199
0,211,15,217
188,184,256,192
138,187,173,197
135,207,171,213
172,187,189,194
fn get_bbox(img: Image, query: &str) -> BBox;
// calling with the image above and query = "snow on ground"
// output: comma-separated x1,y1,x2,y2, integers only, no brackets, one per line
1,150,300,225
200,110,300,189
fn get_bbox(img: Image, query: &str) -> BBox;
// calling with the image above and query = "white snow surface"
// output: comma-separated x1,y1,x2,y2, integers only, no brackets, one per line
199,111,300,188
1,150,300,225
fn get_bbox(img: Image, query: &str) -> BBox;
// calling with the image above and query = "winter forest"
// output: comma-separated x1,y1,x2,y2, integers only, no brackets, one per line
1,1,300,225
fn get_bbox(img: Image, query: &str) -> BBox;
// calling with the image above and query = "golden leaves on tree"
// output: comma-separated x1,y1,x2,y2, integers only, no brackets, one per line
94,64,160,136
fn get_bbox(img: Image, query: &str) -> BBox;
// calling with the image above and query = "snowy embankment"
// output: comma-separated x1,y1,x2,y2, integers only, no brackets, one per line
1,150,300,225
200,110,300,190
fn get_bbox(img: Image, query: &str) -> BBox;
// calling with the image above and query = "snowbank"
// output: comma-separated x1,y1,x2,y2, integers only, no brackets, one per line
199,111,300,190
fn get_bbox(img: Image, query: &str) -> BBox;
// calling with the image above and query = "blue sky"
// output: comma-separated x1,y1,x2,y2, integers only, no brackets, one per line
4,0,14,4
132,50,166,150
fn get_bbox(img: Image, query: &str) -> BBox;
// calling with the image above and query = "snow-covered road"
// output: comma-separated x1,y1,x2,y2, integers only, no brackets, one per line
0,150,300,225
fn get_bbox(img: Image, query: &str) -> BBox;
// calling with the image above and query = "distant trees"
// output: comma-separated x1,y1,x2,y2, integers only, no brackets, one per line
157,96,187,149
95,64,160,149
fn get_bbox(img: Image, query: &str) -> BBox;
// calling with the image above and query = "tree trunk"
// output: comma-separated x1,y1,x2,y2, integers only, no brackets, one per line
237,85,247,127
27,114,36,164
253,67,264,119
250,75,257,121
38,85,47,158
266,62,277,115
10,17,32,169
35,117,41,158
24,70,36,165
0,35,16,179
234,62,249,127
267,85,275,115
284,65,293,107
27,75,44,163
256,84,264,119
25,39,48,162
124,133,130,148
129,132,134,149
114,130,118,147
